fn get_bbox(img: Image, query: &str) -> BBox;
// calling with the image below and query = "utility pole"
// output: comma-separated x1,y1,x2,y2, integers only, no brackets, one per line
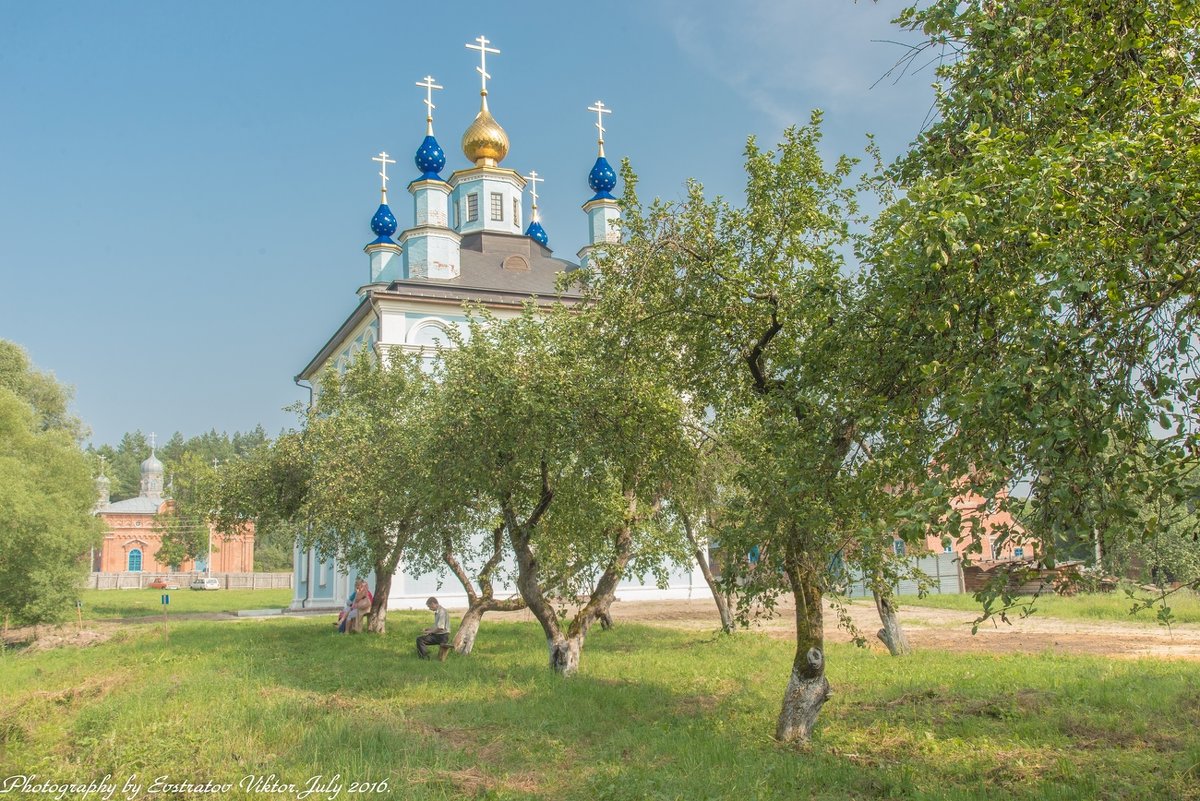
208,458,219,574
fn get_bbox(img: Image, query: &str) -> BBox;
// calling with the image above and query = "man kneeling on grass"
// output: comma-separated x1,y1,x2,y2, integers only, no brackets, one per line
417,596,450,659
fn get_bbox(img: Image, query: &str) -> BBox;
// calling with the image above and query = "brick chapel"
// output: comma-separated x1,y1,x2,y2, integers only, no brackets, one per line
92,444,254,574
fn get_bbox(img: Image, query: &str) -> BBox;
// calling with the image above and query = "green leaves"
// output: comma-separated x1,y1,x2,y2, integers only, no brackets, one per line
0,342,103,625
866,0,1200,569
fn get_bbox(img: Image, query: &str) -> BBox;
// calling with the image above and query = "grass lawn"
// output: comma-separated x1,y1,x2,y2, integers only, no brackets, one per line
73,588,294,620
1,615,1197,801
898,588,1200,625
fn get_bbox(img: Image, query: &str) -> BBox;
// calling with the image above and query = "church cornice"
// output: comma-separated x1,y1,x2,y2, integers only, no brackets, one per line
374,282,584,310
447,165,526,188
398,226,462,244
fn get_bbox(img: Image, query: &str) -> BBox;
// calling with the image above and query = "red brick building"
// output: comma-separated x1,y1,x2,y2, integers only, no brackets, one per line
93,448,253,574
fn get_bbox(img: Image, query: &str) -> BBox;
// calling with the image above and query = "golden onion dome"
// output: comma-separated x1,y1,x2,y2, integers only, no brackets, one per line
461,95,509,167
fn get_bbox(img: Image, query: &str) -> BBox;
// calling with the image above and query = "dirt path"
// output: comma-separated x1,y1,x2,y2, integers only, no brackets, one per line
7,598,1199,659
595,597,1200,660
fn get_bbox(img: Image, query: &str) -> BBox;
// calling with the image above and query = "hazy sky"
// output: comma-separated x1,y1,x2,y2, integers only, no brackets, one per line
0,1,936,447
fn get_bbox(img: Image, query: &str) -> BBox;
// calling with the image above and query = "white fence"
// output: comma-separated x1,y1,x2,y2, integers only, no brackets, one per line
86,572,293,590
843,553,964,598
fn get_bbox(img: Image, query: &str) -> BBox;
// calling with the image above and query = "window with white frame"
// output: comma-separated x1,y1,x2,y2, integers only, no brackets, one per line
490,192,504,221
466,193,479,223
411,323,448,349
513,197,520,226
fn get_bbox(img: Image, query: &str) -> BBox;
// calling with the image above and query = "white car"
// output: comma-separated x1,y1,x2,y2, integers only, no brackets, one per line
189,576,221,591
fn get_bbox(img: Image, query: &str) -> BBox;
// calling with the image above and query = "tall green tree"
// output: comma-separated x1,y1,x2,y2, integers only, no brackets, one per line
597,119,950,742
0,341,84,439
205,352,448,633
155,452,220,570
0,341,102,626
431,307,694,675
866,0,1200,603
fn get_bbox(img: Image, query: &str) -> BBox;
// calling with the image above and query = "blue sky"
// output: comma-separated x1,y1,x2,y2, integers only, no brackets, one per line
0,1,935,447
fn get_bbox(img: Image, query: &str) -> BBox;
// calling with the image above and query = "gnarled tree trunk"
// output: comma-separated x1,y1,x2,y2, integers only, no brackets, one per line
775,563,831,744
507,479,641,676
367,563,393,634
366,533,409,634
872,586,910,656
512,522,631,676
453,605,484,654
443,527,525,655
681,508,734,634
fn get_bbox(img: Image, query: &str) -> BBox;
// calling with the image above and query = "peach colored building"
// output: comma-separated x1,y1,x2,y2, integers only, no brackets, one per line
895,484,1036,561
92,448,253,574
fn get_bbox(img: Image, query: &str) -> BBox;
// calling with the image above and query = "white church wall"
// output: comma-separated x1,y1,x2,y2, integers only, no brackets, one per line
412,182,451,228
403,231,462,280
451,173,525,236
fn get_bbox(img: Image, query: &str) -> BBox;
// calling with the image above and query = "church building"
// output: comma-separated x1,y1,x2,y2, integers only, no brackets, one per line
93,441,255,575
291,36,705,610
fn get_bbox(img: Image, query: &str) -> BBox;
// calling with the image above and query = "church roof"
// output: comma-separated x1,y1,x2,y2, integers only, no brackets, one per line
450,231,577,293
296,233,584,383
102,495,166,514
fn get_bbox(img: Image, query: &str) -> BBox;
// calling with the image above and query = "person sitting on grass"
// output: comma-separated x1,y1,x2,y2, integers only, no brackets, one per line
416,596,450,659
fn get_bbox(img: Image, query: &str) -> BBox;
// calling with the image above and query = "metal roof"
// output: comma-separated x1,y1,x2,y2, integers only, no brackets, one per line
100,495,166,515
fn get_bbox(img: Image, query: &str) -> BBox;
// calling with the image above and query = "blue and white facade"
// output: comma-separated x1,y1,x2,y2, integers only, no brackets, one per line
290,43,704,611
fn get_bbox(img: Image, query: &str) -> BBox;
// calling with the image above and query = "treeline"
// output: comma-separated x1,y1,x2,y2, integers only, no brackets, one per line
87,428,269,503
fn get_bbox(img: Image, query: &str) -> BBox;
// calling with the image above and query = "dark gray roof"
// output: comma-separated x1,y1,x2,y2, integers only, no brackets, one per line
101,495,166,514
396,231,579,296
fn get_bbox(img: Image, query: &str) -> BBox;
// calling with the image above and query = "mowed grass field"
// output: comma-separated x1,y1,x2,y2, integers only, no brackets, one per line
898,588,1200,625
73,588,294,620
2,613,1198,801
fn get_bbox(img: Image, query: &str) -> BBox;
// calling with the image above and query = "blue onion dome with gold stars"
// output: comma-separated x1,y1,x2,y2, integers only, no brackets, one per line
370,202,398,244
525,220,549,246
415,134,446,180
588,156,617,200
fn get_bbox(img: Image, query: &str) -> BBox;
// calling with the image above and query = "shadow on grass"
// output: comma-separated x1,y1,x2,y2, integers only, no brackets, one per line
4,615,1200,801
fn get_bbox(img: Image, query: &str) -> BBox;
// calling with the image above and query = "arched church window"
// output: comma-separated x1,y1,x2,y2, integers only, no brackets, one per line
411,323,448,349
128,549,143,572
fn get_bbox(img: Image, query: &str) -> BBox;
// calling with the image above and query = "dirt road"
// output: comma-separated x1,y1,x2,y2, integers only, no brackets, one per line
8,596,1199,659
598,596,1200,660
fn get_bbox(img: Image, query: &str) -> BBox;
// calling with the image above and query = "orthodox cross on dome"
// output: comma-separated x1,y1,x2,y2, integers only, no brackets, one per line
372,151,396,202
415,75,443,135
465,35,500,98
525,170,543,219
148,432,157,452
588,100,612,157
